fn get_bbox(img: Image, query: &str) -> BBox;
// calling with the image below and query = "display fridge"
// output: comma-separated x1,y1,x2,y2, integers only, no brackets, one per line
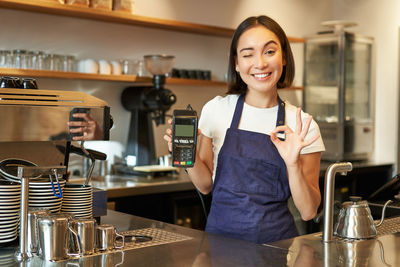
303,29,374,161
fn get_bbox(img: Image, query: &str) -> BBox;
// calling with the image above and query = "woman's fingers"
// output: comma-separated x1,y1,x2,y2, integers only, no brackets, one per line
163,134,172,152
300,116,313,139
164,127,173,152
271,125,292,135
72,113,92,122
304,133,320,147
295,108,302,134
69,127,86,133
68,121,87,127
163,134,171,142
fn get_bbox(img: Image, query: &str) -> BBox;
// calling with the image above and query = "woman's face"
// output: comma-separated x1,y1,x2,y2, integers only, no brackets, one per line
235,25,285,94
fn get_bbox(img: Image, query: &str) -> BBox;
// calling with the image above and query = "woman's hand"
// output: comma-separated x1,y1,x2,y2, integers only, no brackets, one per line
163,118,214,194
68,113,102,141
163,119,174,152
270,108,319,167
163,119,203,152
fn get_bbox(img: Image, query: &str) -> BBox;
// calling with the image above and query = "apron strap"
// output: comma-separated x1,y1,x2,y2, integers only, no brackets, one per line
230,94,286,129
230,94,245,128
276,96,285,127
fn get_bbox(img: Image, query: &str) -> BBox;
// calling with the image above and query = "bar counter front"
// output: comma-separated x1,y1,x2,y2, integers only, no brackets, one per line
2,210,400,266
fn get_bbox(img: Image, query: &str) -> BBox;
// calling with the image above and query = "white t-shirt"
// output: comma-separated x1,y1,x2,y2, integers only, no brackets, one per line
199,94,325,181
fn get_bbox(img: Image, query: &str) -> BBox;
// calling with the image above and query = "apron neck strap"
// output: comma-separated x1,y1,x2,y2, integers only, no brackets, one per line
230,94,286,129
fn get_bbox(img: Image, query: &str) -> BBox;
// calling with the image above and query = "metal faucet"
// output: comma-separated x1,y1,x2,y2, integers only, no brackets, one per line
322,162,353,243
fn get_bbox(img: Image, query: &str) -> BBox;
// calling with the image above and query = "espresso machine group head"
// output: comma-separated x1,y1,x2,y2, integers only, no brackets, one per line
121,55,176,166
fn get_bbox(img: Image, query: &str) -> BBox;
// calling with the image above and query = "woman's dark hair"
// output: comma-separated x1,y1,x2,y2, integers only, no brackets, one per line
227,15,295,94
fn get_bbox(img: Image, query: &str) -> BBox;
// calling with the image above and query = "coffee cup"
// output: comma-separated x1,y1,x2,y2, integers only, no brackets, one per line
22,78,38,89
110,61,122,75
98,60,111,75
78,59,99,74
0,76,21,88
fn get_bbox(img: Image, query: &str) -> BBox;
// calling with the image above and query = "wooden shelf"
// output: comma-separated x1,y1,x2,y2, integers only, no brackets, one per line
0,68,303,89
166,78,226,86
0,68,147,82
0,0,305,42
0,68,227,85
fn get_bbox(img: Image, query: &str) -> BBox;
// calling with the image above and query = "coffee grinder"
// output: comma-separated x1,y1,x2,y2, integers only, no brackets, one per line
121,55,176,166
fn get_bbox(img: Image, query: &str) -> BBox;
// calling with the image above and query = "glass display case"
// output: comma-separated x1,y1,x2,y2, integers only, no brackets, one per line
303,31,374,161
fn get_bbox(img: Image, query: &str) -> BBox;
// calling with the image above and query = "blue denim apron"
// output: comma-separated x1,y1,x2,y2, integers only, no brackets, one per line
205,94,298,244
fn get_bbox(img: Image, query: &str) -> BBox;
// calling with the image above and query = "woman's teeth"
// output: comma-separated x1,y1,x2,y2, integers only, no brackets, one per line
253,73,271,78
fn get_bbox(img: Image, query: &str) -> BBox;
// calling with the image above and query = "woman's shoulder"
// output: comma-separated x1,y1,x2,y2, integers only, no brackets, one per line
284,101,317,128
203,94,239,111
284,101,310,119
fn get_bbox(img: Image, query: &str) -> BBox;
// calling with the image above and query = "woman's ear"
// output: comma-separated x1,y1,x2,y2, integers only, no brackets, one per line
235,56,239,72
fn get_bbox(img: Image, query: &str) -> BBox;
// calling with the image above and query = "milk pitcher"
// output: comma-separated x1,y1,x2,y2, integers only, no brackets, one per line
37,214,81,261
27,208,50,255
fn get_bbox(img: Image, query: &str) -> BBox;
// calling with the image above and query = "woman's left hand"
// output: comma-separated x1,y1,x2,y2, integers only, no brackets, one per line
67,113,103,141
270,108,319,167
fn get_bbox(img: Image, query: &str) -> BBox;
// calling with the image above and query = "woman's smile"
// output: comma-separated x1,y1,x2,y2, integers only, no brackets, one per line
252,72,272,80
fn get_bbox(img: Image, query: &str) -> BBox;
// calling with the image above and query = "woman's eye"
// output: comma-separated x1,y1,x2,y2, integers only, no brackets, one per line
265,50,276,55
242,54,252,58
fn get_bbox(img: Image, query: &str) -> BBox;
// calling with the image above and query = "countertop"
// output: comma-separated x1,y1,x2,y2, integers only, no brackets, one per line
70,170,195,198
319,160,394,177
72,161,393,199
0,210,288,267
2,210,400,266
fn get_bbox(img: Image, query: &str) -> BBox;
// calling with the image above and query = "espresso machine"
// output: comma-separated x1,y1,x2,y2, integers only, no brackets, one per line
0,85,111,260
120,55,177,167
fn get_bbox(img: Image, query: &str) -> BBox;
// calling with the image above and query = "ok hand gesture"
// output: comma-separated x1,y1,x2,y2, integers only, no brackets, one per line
270,108,319,167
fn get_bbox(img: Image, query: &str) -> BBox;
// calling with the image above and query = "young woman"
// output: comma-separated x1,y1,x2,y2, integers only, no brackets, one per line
164,15,325,243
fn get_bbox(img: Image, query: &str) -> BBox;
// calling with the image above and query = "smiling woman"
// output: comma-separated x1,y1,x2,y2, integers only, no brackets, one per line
163,15,325,244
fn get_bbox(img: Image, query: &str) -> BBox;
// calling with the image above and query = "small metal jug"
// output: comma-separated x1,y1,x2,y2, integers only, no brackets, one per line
37,214,81,261
334,196,393,239
27,208,50,255
70,218,96,256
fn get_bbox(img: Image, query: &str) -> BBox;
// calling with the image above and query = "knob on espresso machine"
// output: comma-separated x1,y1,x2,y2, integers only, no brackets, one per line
121,55,176,166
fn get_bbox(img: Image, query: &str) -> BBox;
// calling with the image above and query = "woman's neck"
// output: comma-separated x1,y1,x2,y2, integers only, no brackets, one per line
244,90,278,108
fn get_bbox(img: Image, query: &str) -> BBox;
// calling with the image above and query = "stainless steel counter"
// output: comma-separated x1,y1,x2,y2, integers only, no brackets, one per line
266,233,400,266
0,210,288,267
1,211,400,266
82,171,195,198
68,161,393,200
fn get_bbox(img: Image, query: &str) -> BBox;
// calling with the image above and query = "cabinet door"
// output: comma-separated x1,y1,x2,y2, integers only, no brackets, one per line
304,36,340,122
345,38,373,122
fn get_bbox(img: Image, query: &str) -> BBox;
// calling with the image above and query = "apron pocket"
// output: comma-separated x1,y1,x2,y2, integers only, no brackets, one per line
216,155,280,198
210,186,259,233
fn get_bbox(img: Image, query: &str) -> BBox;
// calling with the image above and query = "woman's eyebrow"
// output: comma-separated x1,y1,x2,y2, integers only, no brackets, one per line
238,40,278,53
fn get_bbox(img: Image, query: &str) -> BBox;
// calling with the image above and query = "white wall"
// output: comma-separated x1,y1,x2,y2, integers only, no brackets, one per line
2,0,397,168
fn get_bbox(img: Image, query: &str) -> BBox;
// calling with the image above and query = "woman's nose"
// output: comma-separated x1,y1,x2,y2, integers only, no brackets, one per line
255,55,268,68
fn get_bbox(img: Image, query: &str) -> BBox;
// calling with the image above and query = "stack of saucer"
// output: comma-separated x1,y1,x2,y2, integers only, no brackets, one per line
29,178,66,213
0,158,41,183
61,184,93,219
0,181,21,244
